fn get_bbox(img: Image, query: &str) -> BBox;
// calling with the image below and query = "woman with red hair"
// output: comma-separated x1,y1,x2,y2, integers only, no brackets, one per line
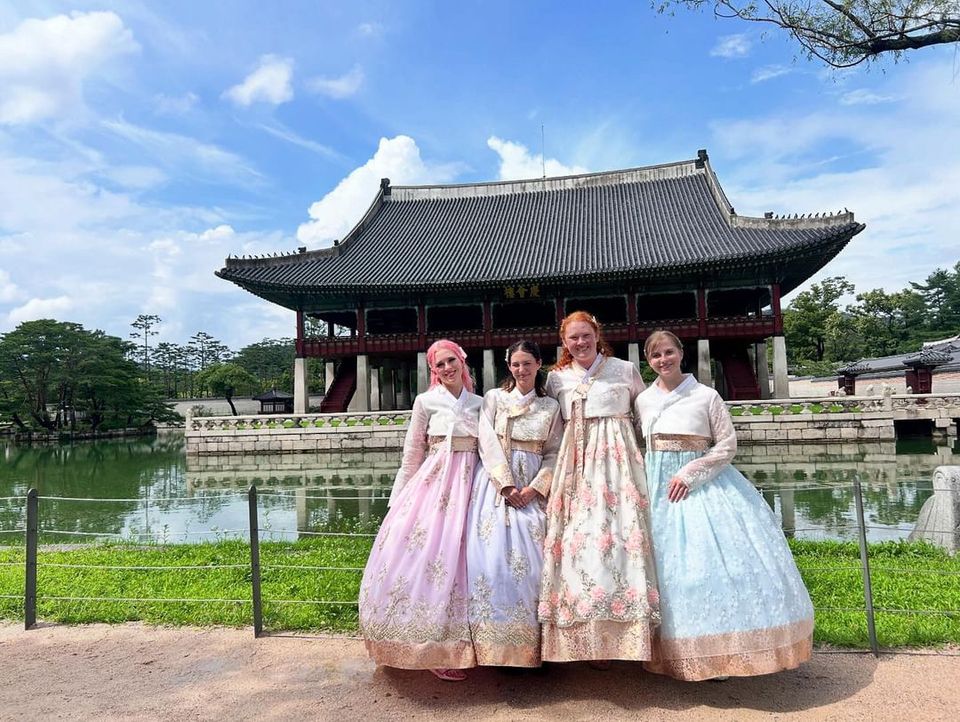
359,340,482,681
538,312,660,664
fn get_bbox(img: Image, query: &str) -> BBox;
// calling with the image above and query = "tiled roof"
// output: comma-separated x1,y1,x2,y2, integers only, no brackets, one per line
217,152,864,306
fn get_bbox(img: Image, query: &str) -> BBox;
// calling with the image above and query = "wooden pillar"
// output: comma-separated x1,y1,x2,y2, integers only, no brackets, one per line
771,283,783,334
627,291,638,340
555,295,565,326
296,310,305,357
398,361,412,408
482,300,492,347
696,287,707,337
417,301,426,346
357,304,367,353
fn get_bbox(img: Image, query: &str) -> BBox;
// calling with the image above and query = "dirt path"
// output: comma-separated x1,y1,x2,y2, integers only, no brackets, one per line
1,623,957,721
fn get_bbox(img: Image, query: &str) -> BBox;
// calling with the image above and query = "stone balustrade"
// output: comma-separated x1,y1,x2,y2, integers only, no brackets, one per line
184,393,960,455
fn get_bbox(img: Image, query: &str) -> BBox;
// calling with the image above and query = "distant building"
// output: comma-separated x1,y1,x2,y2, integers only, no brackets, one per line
218,150,863,412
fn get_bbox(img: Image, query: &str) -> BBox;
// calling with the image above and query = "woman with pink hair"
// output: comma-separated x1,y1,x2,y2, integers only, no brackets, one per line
359,339,483,681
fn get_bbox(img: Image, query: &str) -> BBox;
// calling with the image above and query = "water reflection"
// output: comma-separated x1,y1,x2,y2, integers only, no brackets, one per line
0,436,956,544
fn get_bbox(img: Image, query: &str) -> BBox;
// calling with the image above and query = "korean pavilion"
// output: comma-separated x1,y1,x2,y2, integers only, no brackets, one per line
217,150,864,413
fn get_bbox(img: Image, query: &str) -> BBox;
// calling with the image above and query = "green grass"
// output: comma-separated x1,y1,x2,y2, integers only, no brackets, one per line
2,538,958,647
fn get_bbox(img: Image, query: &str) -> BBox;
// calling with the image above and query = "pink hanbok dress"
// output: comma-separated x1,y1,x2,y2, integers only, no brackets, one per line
359,385,482,669
539,355,660,662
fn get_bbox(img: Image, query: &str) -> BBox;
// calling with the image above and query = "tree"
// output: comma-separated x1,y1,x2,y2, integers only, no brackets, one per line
910,262,960,334
130,314,162,374
661,1,960,67
783,276,855,365
0,319,180,432
195,363,258,416
233,338,296,390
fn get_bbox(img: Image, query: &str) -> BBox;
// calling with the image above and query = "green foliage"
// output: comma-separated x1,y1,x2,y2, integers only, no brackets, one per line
194,363,259,416
784,263,960,375
0,320,180,432
1,539,958,644
660,1,960,68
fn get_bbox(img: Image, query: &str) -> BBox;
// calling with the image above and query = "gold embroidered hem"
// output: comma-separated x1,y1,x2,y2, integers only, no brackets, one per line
649,433,712,452
474,642,541,668
643,619,813,680
427,435,479,453
643,634,812,681
365,639,477,670
541,619,655,662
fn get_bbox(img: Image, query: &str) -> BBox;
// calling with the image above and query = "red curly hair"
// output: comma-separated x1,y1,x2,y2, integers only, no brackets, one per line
555,311,615,369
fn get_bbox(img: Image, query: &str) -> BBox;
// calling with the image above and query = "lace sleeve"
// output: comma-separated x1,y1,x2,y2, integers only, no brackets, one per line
388,395,429,506
478,392,513,493
530,407,563,498
674,393,737,491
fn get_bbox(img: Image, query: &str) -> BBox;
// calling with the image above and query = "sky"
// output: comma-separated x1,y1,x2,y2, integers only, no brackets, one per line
1,1,959,350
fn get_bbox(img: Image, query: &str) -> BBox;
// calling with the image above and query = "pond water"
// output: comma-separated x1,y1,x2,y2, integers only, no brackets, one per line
1,434,956,544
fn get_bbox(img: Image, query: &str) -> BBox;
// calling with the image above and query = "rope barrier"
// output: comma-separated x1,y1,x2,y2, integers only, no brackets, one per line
37,595,251,604
266,599,358,606
37,563,250,571
37,494,246,503
261,564,364,572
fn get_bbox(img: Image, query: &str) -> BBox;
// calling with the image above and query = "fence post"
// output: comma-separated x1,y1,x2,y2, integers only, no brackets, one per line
24,488,38,630
853,480,879,656
248,485,263,638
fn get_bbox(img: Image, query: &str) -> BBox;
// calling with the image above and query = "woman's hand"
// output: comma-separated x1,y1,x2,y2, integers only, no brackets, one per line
667,476,689,503
502,487,523,508
517,486,542,507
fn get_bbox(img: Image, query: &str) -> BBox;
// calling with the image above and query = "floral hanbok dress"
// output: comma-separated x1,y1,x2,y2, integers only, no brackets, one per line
466,387,563,667
359,385,483,669
635,374,814,680
538,356,660,662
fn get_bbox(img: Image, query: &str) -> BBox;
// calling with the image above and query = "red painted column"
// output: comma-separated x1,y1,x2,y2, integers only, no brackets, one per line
482,300,492,346
771,283,783,334
697,287,707,337
295,310,305,356
417,301,426,347
357,303,367,353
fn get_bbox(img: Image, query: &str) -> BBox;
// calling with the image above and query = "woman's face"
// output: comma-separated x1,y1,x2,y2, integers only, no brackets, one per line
433,349,462,390
563,321,598,366
509,350,541,391
646,340,683,381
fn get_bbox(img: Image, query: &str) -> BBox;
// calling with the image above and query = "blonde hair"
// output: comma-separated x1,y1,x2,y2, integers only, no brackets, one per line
555,311,614,369
643,329,683,359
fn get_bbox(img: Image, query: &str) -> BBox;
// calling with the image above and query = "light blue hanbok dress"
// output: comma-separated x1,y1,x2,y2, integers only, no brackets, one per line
465,387,562,667
635,374,813,680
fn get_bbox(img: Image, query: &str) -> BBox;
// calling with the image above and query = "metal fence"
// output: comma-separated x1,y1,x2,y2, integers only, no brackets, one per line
1,480,959,652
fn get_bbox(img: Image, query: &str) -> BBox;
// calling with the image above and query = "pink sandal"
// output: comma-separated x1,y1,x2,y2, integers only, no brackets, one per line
430,668,467,682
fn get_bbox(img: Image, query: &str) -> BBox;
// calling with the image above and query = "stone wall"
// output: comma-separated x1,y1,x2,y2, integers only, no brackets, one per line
185,394,960,455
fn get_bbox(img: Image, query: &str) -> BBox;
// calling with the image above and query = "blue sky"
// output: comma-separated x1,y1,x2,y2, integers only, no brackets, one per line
1,1,958,349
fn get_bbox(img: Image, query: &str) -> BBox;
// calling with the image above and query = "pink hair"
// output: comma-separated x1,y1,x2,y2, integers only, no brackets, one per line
427,339,474,393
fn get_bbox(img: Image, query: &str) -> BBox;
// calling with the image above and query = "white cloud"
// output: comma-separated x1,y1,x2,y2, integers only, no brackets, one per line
223,55,294,107
254,121,343,160
356,22,384,37
307,66,364,99
7,295,73,325
101,118,263,186
154,91,199,115
751,65,792,83
710,59,960,298
710,34,751,59
0,268,22,302
840,89,897,106
0,11,138,125
297,135,462,247
486,136,588,181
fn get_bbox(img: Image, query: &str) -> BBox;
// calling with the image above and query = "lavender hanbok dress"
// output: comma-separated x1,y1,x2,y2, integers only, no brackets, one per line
359,385,482,669
538,356,661,662
466,387,562,667
635,375,814,680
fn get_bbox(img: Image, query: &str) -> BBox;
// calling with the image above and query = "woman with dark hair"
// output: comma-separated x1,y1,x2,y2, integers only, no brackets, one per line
359,339,482,682
465,340,562,667
538,312,660,664
636,330,813,681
